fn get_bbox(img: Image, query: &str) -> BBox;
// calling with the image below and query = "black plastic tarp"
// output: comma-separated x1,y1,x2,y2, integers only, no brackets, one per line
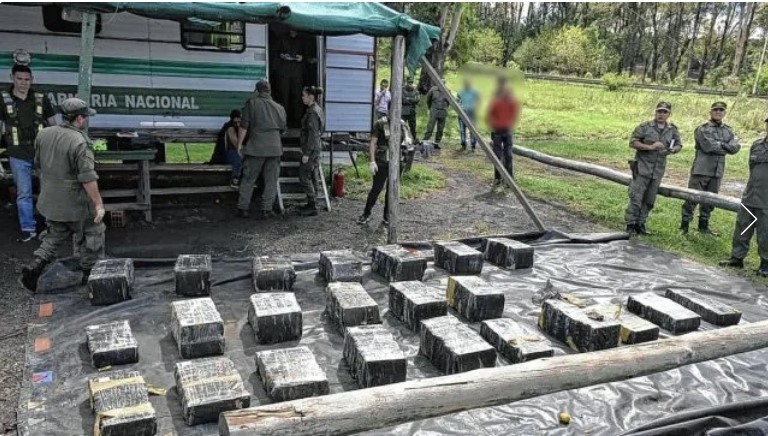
16,231,768,435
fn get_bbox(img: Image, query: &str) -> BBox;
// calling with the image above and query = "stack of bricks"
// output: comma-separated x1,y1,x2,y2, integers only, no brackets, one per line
446,276,505,322
248,293,303,344
480,318,554,363
343,325,407,388
481,238,534,270
175,356,250,425
325,282,381,332
419,315,496,374
538,299,621,352
85,320,139,369
319,250,363,283
627,292,701,334
171,297,225,359
664,288,742,326
87,258,135,306
255,346,329,402
89,370,157,436
252,256,296,291
174,254,212,296
388,281,447,331
371,245,428,282
433,241,484,275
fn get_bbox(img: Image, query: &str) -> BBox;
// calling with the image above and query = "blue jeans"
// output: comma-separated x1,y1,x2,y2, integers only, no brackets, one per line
225,149,242,180
491,131,514,181
459,109,477,148
9,157,36,232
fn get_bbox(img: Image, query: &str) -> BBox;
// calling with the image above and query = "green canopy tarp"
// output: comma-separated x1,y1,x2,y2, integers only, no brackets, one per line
69,2,441,71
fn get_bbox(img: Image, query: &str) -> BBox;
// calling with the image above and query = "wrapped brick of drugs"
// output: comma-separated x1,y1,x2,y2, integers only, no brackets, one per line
255,346,329,402
433,241,484,275
480,318,553,363
343,325,407,388
389,281,447,331
481,237,534,270
171,297,225,359
326,282,381,332
319,250,363,283
174,254,212,296
88,370,157,436
371,245,427,282
85,320,139,369
627,292,701,334
665,288,741,326
252,256,296,291
420,315,496,374
446,276,505,322
591,303,659,344
88,258,134,306
248,292,303,344
175,356,250,425
538,299,621,352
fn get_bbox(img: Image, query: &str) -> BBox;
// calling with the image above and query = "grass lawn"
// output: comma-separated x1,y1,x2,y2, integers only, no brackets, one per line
165,143,214,163
341,154,445,201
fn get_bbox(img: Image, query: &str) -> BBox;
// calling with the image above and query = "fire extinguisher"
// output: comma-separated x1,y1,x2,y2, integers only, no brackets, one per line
332,169,345,198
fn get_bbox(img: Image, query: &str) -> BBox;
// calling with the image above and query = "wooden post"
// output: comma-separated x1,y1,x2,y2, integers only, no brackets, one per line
220,319,768,435
419,58,546,232
77,12,97,110
387,36,405,243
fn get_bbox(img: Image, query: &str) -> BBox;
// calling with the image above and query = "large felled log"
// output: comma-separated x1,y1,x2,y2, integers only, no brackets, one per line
220,320,768,436
511,145,742,212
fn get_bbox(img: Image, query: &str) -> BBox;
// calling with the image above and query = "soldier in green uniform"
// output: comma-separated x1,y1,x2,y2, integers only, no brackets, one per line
680,102,741,235
298,86,325,216
20,98,105,291
402,77,420,139
625,102,683,236
236,80,287,219
720,118,768,277
422,79,449,147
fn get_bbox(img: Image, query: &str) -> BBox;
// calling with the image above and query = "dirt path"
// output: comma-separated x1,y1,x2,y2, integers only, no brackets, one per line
0,159,605,432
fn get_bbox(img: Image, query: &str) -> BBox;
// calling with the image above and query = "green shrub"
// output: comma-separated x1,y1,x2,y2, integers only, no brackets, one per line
602,72,633,91
584,72,593,79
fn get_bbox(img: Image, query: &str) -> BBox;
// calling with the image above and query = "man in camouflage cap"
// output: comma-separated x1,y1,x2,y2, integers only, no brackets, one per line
680,102,741,235
20,98,105,291
422,78,449,148
624,102,682,236
720,116,768,277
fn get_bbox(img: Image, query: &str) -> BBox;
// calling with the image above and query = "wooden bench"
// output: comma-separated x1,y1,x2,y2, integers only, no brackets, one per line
96,150,156,222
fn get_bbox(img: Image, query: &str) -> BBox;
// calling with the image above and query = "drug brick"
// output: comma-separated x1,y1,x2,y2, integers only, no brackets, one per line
419,315,496,374
538,299,621,352
446,276,505,322
319,250,363,283
343,325,407,388
248,293,302,344
480,318,553,363
627,292,701,334
389,281,447,331
175,357,250,425
481,238,535,270
88,370,157,436
171,298,225,359
371,245,428,282
174,254,212,296
665,288,742,326
88,258,134,306
85,320,139,369
433,241,484,275
326,282,381,332
255,346,329,402
252,256,296,291
592,304,659,344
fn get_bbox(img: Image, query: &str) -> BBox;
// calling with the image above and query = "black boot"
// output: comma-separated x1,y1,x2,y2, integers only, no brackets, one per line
299,200,318,217
718,257,744,269
679,219,690,235
625,224,638,237
637,223,652,235
698,218,718,236
81,268,92,286
21,257,49,292
758,259,768,278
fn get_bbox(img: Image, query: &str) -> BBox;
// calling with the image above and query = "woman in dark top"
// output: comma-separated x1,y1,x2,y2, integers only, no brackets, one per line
298,86,325,216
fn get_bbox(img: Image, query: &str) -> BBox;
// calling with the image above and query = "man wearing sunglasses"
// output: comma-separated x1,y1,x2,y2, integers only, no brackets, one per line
625,102,682,236
680,102,741,235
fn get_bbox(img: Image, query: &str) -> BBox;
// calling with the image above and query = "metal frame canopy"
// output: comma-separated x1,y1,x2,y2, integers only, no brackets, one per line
67,2,440,71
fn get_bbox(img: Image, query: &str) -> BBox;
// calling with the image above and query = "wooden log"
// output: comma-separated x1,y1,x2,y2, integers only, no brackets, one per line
511,144,742,212
220,320,768,436
387,35,405,244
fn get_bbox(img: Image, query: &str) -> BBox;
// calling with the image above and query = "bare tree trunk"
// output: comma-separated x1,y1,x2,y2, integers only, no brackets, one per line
732,2,757,77
685,2,704,81
667,4,686,79
698,3,720,84
417,3,465,93
715,3,736,68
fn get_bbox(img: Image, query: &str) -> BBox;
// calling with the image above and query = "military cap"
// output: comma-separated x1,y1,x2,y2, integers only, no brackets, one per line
59,98,96,116
255,79,271,93
711,101,727,110
656,102,672,111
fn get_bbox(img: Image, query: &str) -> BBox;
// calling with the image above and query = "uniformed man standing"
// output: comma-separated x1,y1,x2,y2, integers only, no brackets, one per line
1,62,57,242
625,102,683,236
680,102,741,235
720,119,768,277
273,30,310,126
298,86,324,216
236,80,287,219
402,77,420,138
422,79,449,148
20,98,105,291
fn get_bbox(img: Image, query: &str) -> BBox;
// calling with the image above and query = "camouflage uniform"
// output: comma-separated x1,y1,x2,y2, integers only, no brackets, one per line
402,81,420,140
423,85,449,143
298,102,324,209
625,120,682,231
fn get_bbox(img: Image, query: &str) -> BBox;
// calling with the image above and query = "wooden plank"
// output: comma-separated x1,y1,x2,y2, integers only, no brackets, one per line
101,189,138,198
95,150,157,161
220,320,768,435
387,35,405,243
104,203,150,212
77,12,96,122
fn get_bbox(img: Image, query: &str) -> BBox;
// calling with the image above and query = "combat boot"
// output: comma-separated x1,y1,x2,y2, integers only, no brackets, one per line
299,200,318,217
758,259,768,278
21,257,49,292
637,223,652,236
697,218,718,237
718,257,744,269
625,224,638,237
679,219,690,235
81,268,92,286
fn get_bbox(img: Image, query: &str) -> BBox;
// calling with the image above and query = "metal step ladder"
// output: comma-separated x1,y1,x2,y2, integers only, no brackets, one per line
276,146,332,214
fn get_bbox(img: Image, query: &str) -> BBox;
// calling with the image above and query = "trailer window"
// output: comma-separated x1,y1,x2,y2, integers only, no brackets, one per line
42,5,102,34
181,21,245,53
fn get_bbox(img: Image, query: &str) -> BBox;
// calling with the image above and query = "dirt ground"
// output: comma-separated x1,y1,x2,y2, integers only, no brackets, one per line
0,159,605,433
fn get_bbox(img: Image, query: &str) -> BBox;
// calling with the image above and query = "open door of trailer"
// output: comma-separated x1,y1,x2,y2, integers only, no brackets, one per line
323,35,375,133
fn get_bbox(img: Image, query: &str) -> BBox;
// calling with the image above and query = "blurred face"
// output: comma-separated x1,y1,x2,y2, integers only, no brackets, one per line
301,90,314,106
232,116,241,125
74,114,89,129
11,71,32,95
655,108,670,123
464,80,471,89
380,81,388,91
710,107,725,122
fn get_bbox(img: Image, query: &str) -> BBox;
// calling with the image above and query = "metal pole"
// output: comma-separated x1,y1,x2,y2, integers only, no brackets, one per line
753,32,768,95
77,12,97,108
419,57,546,231
387,36,405,243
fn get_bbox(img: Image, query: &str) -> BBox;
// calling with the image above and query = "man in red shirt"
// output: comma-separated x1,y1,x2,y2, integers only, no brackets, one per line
487,77,520,184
